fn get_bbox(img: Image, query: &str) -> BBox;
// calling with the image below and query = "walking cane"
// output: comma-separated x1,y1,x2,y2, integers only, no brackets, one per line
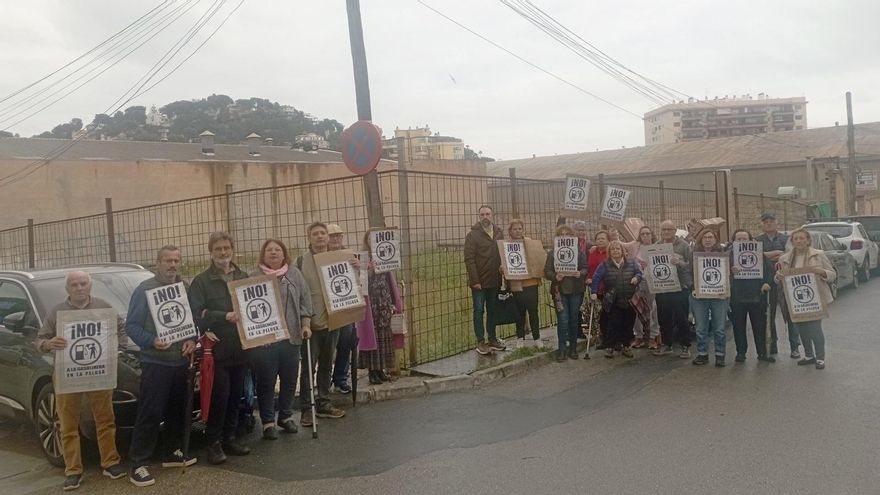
582,298,594,360
764,291,772,360
305,338,318,439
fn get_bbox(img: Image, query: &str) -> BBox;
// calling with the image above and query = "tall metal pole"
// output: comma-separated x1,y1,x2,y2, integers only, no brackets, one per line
346,0,385,228
846,92,857,215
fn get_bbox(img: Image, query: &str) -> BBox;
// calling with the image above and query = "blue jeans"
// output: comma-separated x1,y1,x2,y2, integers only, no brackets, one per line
471,287,499,343
690,296,729,356
556,293,584,353
332,324,356,387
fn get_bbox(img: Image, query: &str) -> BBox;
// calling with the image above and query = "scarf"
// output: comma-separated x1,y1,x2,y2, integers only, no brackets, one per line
259,263,289,277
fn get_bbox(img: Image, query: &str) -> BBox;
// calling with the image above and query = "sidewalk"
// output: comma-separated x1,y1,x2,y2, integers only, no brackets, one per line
330,325,586,407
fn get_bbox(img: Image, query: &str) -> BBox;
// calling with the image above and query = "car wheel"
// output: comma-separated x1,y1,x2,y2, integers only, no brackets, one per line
852,265,860,289
34,383,65,467
830,276,839,299
859,257,871,283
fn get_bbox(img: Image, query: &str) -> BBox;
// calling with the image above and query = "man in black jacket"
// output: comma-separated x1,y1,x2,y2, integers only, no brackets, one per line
189,232,250,465
464,205,507,355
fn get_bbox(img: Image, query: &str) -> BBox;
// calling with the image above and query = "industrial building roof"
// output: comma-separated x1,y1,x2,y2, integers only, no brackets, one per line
0,136,384,164
487,122,880,179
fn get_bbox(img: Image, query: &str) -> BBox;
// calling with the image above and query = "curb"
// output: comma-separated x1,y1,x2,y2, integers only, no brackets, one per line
329,341,588,407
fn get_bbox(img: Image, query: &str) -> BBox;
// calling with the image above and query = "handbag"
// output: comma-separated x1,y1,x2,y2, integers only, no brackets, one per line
494,289,520,325
390,313,408,335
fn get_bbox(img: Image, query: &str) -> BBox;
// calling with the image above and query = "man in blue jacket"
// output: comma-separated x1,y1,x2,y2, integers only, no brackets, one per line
126,246,197,487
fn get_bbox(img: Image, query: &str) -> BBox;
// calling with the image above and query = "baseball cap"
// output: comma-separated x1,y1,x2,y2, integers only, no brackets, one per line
327,224,344,235
760,212,776,221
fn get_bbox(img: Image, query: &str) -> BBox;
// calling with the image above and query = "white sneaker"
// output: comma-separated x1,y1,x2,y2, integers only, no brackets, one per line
517,338,526,349
533,338,544,349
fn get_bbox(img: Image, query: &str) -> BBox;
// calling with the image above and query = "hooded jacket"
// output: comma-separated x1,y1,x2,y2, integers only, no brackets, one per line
778,247,836,309
464,222,504,288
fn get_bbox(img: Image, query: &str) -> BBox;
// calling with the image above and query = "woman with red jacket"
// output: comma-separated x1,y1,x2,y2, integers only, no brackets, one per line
587,231,610,349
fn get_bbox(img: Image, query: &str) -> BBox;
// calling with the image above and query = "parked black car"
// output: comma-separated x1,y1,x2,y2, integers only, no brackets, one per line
0,264,154,466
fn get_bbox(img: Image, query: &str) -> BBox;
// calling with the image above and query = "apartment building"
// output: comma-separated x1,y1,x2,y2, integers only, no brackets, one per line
644,95,807,145
382,126,465,160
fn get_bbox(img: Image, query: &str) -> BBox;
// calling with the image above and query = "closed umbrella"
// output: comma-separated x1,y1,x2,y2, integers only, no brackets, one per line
350,334,359,407
198,335,215,422
181,353,196,473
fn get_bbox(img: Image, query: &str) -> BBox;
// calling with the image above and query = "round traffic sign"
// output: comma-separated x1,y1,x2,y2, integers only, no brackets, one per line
341,121,382,175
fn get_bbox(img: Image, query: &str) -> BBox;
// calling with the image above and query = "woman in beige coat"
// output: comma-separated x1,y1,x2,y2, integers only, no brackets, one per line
777,228,835,370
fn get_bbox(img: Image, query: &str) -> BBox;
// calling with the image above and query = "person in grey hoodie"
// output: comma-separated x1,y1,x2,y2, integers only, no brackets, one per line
248,239,313,440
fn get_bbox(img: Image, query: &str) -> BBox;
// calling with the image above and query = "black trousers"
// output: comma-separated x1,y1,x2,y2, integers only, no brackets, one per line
298,329,339,412
248,341,300,426
731,301,768,357
656,289,691,347
129,362,189,466
206,363,246,444
513,286,540,339
606,305,636,349
795,320,826,360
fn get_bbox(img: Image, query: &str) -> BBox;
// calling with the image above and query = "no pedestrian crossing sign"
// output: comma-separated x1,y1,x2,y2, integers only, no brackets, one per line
341,120,382,175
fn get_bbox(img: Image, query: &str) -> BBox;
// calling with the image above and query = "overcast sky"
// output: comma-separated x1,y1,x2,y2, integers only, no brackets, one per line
0,0,878,160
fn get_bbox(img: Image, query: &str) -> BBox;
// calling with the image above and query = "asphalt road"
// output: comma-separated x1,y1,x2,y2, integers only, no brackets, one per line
3,278,879,495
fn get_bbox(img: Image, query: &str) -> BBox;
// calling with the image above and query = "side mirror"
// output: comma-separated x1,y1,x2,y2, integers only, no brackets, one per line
2,311,26,332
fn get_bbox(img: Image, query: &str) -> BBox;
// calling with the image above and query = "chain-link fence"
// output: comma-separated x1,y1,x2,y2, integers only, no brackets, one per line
733,190,810,233
0,169,809,365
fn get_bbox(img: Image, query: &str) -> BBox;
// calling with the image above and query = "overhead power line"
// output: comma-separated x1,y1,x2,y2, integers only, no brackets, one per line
416,0,643,119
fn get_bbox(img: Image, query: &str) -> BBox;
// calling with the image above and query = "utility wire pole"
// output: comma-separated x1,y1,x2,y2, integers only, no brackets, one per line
846,91,857,215
346,0,385,227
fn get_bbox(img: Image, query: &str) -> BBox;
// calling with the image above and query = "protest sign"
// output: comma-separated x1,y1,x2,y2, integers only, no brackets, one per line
524,238,547,279
693,254,730,298
352,250,371,292
560,174,591,218
645,244,681,294
146,282,196,344
498,240,530,280
314,250,367,329
370,228,401,273
732,241,763,280
553,236,580,275
600,186,631,223
53,309,118,394
229,275,289,349
781,267,829,322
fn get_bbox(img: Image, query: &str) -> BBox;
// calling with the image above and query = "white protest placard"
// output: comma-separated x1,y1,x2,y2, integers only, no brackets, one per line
600,186,631,223
553,236,579,275
53,309,118,394
732,241,763,280
693,254,730,298
499,240,529,280
321,259,366,312
562,174,591,214
229,275,289,349
352,250,371,292
645,244,681,294
146,282,196,344
370,228,401,273
781,267,829,322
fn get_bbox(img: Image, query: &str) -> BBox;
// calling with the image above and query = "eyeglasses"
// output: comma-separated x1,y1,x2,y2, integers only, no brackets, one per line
640,232,652,236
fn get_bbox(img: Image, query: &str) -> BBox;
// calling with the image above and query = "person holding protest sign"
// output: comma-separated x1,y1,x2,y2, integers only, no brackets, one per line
327,223,357,394
189,232,251,465
777,228,835,370
590,240,643,358
545,225,588,361
652,220,693,358
356,232,404,384
296,222,348,425
728,230,776,364
507,219,543,347
126,246,198,486
464,205,507,355
247,239,313,440
621,226,660,350
571,221,591,340
587,231,610,349
691,229,730,367
35,271,128,491
755,212,793,357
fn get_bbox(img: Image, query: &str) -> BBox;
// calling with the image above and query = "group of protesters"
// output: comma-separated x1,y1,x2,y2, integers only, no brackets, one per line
464,206,834,370
36,223,402,491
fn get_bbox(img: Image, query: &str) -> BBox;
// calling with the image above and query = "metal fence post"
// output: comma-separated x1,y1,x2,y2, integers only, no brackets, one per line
783,199,789,231
700,183,707,218
396,137,417,366
733,187,741,227
658,180,666,220
759,193,765,213
509,168,519,218
597,174,606,228
105,198,116,262
27,219,34,269
225,183,233,235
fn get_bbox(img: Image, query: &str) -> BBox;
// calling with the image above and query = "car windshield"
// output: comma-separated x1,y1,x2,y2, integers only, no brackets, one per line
807,225,853,238
848,218,880,231
32,271,154,318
